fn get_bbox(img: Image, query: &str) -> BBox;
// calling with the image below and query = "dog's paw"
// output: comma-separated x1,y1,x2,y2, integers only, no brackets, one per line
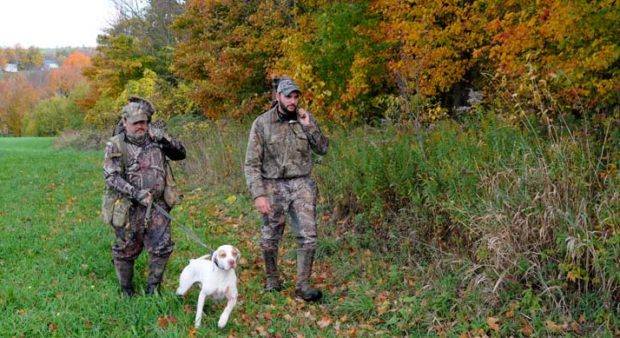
217,318,228,329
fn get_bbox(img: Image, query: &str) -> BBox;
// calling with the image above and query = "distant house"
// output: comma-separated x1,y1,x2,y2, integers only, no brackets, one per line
43,60,59,70
3,63,18,72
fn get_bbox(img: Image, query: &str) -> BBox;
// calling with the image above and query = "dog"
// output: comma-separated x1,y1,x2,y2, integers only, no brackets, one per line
176,244,240,329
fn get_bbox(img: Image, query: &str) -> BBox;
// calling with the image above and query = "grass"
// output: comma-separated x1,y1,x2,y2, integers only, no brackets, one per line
1,124,618,336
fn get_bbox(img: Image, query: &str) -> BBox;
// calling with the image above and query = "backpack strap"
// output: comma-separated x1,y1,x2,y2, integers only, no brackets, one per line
110,133,128,178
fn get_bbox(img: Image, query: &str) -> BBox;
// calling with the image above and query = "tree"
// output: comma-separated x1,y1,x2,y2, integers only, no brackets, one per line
483,0,620,116
0,74,39,135
83,0,186,128
172,0,271,118
48,52,91,96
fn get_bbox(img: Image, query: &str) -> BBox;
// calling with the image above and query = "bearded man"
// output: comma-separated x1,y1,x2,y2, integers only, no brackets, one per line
244,77,329,302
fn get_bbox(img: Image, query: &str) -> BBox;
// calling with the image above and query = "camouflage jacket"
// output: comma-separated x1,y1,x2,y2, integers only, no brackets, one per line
103,133,186,201
244,107,328,199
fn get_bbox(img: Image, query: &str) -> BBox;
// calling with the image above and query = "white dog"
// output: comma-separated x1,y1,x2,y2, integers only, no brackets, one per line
176,244,240,329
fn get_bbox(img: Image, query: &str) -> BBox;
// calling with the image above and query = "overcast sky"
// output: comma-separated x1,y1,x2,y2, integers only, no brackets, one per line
0,0,117,48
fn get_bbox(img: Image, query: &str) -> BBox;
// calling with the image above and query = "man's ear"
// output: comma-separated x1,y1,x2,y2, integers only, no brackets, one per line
122,118,128,127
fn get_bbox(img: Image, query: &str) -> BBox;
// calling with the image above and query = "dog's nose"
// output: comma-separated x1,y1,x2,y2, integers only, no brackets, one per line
228,259,236,268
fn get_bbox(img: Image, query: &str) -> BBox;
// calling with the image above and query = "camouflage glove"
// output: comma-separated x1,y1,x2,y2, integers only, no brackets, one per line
136,189,153,206
148,124,167,142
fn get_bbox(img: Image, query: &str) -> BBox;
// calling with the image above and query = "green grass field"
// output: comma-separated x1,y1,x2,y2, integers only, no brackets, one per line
0,137,616,337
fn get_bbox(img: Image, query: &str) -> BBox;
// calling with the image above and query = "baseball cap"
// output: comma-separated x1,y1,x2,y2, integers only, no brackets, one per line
122,102,149,123
277,78,301,96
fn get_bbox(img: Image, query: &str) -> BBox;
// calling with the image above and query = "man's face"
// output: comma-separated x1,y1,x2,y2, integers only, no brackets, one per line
277,91,300,114
123,119,148,137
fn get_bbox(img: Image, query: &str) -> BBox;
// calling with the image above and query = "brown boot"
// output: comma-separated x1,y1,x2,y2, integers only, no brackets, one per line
263,249,282,292
295,248,322,302
114,259,135,297
146,255,169,295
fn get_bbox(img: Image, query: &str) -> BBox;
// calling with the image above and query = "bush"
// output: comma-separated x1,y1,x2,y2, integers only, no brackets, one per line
53,128,108,150
316,112,619,313
24,95,86,136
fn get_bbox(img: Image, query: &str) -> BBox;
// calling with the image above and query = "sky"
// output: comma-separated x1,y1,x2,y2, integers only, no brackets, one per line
0,0,117,48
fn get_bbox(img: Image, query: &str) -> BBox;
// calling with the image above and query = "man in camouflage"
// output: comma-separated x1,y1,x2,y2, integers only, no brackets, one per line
103,99,186,296
244,77,329,302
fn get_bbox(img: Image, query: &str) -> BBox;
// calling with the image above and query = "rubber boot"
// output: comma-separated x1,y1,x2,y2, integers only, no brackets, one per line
263,249,282,292
146,255,169,295
295,248,322,302
114,259,135,297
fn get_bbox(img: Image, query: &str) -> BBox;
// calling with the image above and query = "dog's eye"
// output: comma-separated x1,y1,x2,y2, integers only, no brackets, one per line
218,251,226,258
232,251,238,257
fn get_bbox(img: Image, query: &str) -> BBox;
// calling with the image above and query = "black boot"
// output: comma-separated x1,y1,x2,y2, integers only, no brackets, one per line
146,255,169,295
295,248,322,302
114,259,135,297
263,249,282,292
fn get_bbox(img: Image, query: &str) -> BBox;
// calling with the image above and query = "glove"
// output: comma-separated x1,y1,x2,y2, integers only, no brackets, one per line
136,189,153,206
149,124,167,142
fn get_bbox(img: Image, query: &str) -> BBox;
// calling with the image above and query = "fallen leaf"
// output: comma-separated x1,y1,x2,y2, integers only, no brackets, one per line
578,314,585,323
545,320,567,333
255,325,267,335
519,324,534,336
317,317,332,328
157,315,177,328
487,316,500,332
225,195,237,204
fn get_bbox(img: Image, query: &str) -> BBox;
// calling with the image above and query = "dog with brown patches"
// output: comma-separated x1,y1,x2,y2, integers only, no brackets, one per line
176,245,240,328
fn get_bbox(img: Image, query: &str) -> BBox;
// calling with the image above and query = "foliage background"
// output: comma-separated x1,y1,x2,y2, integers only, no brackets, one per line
0,0,618,335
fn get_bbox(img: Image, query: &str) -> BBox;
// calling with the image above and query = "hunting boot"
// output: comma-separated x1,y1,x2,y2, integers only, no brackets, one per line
295,248,322,302
114,259,135,297
146,255,169,295
263,249,282,292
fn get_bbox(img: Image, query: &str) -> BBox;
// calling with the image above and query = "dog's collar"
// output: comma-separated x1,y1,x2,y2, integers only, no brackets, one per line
212,251,223,270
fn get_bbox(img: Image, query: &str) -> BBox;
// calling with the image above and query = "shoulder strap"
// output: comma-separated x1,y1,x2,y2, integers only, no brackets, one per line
110,133,128,178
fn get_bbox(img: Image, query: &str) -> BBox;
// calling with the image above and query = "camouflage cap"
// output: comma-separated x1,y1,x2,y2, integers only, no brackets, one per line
277,78,301,96
128,96,155,117
122,102,149,123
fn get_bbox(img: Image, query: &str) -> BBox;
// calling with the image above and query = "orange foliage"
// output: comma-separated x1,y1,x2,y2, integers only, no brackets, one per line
47,52,91,96
485,0,620,114
0,74,40,135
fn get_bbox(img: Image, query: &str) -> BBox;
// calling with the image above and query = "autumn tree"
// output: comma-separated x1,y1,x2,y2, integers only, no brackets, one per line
0,49,7,69
172,0,389,121
47,52,91,96
83,0,186,128
270,1,390,121
0,46,45,70
482,0,620,117
0,74,40,135
172,0,274,118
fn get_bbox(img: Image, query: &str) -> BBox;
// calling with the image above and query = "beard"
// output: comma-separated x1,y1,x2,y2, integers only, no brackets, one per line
126,130,147,145
278,101,297,117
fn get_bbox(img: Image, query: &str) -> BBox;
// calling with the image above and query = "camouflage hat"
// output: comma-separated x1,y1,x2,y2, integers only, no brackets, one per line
128,96,155,118
122,102,149,123
277,78,301,96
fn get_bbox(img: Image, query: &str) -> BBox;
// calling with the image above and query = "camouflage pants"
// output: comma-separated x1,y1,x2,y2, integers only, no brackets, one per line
111,199,175,262
261,176,317,252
